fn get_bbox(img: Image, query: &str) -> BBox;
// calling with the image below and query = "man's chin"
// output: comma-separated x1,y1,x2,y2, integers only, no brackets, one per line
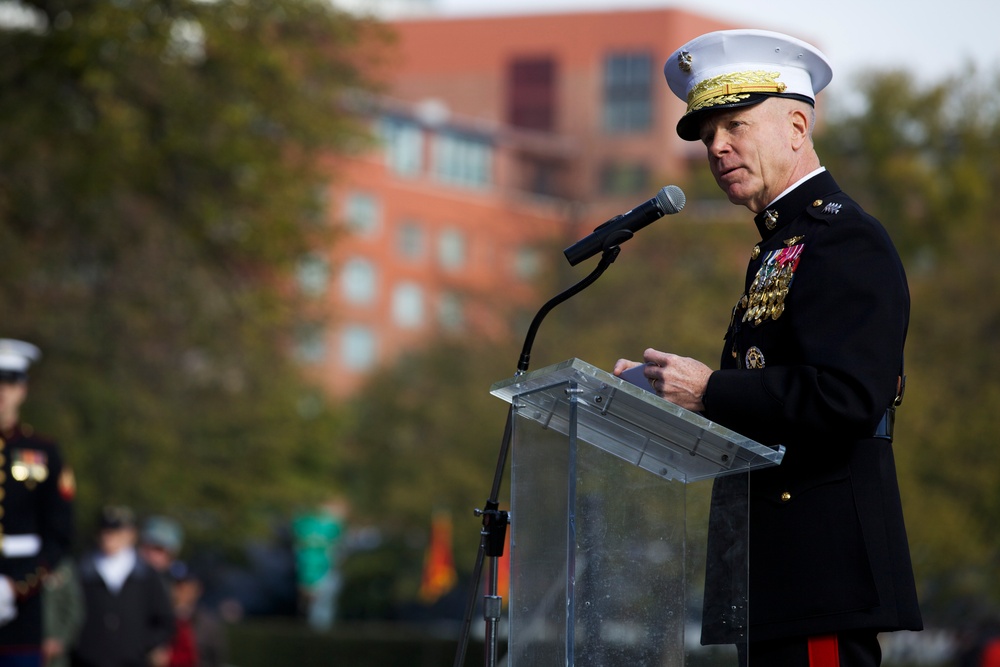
723,189,752,208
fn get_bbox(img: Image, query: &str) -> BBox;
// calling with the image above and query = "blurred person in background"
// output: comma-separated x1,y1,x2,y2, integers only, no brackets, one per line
165,563,226,667
0,339,75,666
72,507,174,667
291,498,347,631
138,516,228,667
41,557,84,667
137,517,183,588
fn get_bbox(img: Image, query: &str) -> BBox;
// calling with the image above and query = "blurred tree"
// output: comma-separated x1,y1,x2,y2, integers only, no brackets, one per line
818,68,1000,622
0,0,388,549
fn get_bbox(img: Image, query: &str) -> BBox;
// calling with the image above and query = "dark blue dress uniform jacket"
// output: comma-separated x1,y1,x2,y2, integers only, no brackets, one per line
699,170,923,643
0,423,74,652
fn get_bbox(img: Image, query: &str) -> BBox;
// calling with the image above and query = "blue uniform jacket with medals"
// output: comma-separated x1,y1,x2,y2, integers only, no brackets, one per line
0,423,74,651
699,170,923,643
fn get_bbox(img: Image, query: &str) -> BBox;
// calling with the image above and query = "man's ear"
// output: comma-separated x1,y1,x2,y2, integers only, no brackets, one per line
789,106,811,150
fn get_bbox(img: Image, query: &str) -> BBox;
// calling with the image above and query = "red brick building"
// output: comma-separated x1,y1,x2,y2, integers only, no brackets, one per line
301,8,738,397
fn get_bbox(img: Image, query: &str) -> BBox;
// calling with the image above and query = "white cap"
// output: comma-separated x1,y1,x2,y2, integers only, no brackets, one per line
0,339,41,378
664,29,832,141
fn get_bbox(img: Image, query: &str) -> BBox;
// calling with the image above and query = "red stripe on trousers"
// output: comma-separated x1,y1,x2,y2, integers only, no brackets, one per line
808,635,840,667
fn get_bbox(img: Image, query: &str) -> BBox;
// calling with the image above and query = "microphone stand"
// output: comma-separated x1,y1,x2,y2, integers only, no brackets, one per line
452,241,626,667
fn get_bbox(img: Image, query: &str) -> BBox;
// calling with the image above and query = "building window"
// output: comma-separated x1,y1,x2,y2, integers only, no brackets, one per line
294,323,326,364
599,161,651,196
431,132,492,188
341,325,377,371
341,257,377,304
296,253,330,296
437,229,466,271
343,191,380,237
397,221,426,261
391,282,424,329
507,56,557,131
438,292,464,332
379,116,424,177
603,52,653,133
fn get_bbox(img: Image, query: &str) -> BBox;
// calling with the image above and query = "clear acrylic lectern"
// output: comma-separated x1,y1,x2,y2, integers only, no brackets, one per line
490,358,784,667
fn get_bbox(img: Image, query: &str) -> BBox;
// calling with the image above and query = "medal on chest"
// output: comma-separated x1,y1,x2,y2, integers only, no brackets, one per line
11,448,49,488
742,242,805,326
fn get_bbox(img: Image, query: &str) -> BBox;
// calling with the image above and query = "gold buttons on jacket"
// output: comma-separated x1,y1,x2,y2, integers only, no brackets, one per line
780,491,792,502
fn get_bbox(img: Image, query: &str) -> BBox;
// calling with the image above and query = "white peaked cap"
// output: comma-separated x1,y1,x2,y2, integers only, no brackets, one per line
0,339,41,375
664,29,833,141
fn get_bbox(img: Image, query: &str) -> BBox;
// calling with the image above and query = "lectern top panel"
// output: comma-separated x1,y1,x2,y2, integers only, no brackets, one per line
491,358,783,482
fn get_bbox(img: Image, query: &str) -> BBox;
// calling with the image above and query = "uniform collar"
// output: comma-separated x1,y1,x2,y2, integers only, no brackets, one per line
752,169,840,240
1,421,25,441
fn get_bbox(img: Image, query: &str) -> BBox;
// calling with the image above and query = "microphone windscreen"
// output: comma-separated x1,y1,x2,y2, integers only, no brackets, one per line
655,185,686,214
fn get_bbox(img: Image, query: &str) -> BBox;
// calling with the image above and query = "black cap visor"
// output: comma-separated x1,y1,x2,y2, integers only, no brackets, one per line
676,92,814,142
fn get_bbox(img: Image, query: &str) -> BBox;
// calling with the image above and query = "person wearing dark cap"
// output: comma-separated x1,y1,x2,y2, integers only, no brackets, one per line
0,338,75,666
72,507,175,667
615,29,921,666
164,562,228,667
138,516,184,587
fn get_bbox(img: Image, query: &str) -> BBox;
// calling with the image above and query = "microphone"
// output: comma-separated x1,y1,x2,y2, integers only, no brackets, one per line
563,185,686,266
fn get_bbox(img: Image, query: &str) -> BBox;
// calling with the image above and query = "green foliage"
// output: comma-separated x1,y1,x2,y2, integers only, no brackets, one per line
339,341,518,562
0,0,384,549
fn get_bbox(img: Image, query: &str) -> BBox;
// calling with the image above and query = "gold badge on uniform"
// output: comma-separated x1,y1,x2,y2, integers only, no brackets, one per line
742,242,805,326
745,346,765,369
763,209,779,230
677,51,693,73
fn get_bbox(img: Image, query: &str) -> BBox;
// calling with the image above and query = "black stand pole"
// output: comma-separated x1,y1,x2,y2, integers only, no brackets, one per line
452,244,624,667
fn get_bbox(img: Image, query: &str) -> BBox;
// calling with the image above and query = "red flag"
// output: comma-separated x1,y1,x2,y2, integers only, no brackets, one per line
419,511,458,604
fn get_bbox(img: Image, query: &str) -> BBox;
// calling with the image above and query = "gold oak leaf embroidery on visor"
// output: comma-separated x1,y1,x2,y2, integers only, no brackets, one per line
687,70,788,113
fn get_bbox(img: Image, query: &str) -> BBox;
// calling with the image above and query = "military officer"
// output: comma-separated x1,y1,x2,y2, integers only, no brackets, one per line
615,30,922,666
0,339,74,665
